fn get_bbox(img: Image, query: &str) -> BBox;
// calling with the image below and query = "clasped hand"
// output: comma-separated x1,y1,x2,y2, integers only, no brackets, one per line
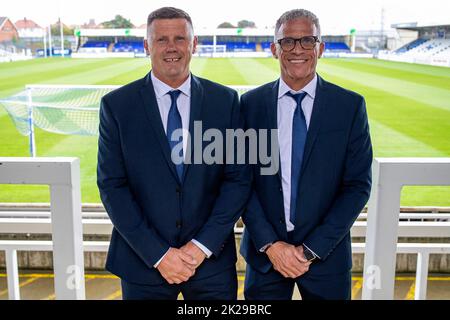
156,241,207,284
266,241,311,278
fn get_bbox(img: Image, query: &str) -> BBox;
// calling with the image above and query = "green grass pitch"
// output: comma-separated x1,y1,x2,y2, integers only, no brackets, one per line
0,57,449,205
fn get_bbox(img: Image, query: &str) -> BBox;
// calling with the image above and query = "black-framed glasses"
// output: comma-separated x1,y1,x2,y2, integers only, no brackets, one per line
277,36,320,51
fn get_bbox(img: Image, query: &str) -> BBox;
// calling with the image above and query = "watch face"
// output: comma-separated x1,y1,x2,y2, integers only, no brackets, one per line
303,247,315,261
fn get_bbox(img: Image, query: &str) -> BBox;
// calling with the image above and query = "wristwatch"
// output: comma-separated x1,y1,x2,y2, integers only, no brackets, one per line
261,242,273,253
302,245,316,262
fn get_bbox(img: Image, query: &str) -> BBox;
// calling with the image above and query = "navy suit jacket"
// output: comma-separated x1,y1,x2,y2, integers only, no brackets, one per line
239,75,372,275
97,72,251,285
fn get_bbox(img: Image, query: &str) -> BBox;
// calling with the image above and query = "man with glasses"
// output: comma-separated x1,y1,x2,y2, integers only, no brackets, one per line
239,9,372,299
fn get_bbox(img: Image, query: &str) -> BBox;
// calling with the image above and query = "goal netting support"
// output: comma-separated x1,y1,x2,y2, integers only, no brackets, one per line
0,84,255,156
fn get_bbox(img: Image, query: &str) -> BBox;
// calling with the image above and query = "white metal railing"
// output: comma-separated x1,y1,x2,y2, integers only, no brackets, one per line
0,216,449,237
353,243,450,300
0,240,107,300
362,158,450,300
0,209,448,300
1,158,449,300
0,240,448,300
357,213,450,221
0,158,85,299
1,210,449,221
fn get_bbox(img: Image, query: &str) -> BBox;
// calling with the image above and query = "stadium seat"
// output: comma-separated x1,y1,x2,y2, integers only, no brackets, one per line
82,41,110,48
324,42,351,52
397,38,450,59
112,41,144,53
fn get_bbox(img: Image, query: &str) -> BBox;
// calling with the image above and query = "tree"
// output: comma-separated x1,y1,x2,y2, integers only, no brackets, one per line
217,22,236,28
101,15,134,29
237,20,256,28
50,21,74,36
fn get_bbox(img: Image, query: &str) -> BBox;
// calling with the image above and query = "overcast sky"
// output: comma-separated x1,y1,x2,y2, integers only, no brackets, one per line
3,0,449,34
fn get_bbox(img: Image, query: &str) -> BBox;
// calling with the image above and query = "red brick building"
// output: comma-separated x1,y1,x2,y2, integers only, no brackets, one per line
0,17,19,42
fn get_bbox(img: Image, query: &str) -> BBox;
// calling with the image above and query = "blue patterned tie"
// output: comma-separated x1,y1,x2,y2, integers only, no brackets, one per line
167,90,183,182
286,91,308,224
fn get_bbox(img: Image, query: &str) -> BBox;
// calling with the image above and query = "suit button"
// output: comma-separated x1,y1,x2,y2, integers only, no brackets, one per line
279,219,284,224
176,220,182,228
279,187,282,192
176,187,181,194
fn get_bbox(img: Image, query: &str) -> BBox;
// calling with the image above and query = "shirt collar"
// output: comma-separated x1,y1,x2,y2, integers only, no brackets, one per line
278,73,317,99
151,71,191,98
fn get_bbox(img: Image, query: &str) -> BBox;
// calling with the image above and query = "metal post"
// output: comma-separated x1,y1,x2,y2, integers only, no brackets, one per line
415,252,429,300
362,160,401,300
43,28,47,58
26,87,36,157
351,33,356,53
49,159,85,299
59,18,65,58
5,249,20,300
48,25,53,57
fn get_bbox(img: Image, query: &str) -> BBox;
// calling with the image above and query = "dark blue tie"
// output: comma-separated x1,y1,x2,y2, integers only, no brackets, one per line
167,90,183,182
286,91,308,224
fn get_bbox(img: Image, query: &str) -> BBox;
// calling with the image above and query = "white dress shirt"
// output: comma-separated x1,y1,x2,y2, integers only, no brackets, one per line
258,75,321,259
151,71,191,158
277,74,317,232
151,72,212,267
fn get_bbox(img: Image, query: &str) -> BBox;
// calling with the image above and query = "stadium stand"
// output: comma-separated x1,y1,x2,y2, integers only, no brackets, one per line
200,41,352,53
390,38,450,64
200,41,256,52
395,38,427,53
324,42,351,52
379,23,450,67
224,41,255,52
200,40,352,53
81,41,110,48
72,28,369,58
402,39,450,58
77,40,111,55
260,41,271,52
112,41,144,53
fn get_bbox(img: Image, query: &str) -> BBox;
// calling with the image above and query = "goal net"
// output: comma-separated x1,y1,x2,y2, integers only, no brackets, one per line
0,84,255,156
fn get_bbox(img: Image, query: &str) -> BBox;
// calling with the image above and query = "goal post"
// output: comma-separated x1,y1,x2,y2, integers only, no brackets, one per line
1,84,119,156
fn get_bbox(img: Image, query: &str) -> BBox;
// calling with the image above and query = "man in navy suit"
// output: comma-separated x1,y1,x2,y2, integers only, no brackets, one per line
239,9,373,300
97,7,251,300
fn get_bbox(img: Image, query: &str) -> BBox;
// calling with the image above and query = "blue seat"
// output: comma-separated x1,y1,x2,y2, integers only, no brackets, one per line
324,42,350,52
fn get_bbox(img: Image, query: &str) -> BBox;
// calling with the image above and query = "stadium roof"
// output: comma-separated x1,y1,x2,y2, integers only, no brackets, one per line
391,22,450,30
77,26,385,38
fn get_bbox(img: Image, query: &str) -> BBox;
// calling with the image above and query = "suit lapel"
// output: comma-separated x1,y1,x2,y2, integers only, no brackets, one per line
300,75,327,179
139,72,180,183
266,80,283,184
182,75,204,183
